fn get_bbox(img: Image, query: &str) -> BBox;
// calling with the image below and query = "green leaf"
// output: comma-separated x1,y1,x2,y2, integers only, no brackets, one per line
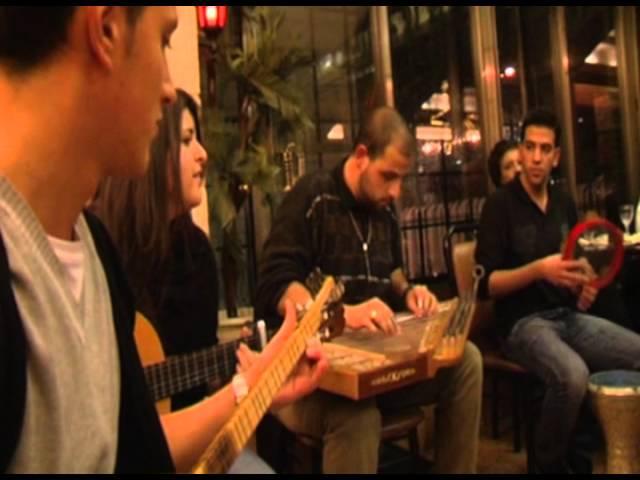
202,6,314,260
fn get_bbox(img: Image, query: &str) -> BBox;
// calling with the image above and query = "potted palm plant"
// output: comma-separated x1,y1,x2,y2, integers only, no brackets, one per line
202,6,313,318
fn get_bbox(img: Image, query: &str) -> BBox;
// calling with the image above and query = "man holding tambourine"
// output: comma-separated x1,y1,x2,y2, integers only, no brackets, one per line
475,109,640,474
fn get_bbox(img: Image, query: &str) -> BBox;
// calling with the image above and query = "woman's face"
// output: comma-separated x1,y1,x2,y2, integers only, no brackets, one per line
179,108,208,210
500,148,521,185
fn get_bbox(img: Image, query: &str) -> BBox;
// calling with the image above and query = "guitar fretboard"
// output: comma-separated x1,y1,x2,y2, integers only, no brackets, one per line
144,334,261,402
192,278,334,474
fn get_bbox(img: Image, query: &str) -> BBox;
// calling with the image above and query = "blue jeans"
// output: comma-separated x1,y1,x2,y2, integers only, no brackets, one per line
504,308,640,472
227,449,275,474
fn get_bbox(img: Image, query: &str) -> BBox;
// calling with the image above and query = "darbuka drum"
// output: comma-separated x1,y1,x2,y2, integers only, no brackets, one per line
588,370,640,474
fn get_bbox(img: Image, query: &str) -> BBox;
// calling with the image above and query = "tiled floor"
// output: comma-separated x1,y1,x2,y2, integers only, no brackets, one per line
476,433,605,474
384,378,605,474
265,397,608,474
405,396,607,475
382,420,606,475
391,404,532,474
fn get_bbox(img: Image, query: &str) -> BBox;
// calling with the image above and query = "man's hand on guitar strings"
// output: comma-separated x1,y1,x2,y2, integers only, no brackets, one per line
233,300,329,411
269,336,328,412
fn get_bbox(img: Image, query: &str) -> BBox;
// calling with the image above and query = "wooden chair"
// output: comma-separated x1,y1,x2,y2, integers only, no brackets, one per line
295,407,425,474
443,224,535,471
257,407,426,474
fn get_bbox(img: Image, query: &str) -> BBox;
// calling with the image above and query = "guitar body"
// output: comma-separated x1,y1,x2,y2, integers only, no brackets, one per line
134,312,171,414
134,313,266,414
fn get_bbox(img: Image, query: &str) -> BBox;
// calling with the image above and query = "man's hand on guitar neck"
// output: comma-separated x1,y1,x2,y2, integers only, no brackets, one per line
236,300,329,411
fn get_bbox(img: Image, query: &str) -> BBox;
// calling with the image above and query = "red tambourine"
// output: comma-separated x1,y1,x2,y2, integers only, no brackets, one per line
563,219,624,290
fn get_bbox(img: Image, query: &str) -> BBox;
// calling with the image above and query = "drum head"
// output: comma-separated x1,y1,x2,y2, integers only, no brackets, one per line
589,370,640,396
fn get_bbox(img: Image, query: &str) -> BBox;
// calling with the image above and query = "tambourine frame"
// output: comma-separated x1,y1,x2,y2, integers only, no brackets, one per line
562,219,624,290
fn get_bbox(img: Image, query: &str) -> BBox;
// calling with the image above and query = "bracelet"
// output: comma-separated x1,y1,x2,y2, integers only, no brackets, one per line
232,373,249,405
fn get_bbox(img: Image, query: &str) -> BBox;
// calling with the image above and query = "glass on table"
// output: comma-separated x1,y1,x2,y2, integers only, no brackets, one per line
619,204,634,235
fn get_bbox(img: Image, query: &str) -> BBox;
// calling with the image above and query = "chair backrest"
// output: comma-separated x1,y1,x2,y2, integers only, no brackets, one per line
452,240,477,296
451,239,497,338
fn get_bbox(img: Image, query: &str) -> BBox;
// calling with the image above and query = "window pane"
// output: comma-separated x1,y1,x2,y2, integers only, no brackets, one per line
496,6,525,141
389,6,485,281
565,6,626,220
278,7,374,174
520,6,555,112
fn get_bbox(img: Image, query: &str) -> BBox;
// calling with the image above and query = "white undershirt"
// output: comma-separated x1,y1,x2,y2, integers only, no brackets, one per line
48,234,85,302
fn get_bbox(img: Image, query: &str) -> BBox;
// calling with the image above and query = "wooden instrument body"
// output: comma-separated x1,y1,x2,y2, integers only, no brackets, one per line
319,298,475,400
134,313,172,414
134,312,255,414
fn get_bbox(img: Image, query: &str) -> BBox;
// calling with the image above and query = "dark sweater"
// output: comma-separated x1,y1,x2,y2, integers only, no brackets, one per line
475,178,578,337
255,159,405,329
141,215,219,410
0,212,174,473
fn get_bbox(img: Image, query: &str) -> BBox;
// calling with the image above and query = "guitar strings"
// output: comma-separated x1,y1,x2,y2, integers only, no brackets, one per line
144,333,263,401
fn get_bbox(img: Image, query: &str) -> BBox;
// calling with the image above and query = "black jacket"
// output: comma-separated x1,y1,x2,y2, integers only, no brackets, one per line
0,212,174,473
141,215,219,410
475,179,578,337
255,160,405,329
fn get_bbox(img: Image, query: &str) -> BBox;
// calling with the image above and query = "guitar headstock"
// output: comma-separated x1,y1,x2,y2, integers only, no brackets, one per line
304,268,345,342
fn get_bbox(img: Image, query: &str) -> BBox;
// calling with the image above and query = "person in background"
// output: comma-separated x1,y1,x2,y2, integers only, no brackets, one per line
95,88,220,411
475,108,640,473
488,139,521,188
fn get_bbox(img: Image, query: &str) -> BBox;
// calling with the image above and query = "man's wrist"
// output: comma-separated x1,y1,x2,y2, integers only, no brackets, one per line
401,284,414,302
532,258,545,282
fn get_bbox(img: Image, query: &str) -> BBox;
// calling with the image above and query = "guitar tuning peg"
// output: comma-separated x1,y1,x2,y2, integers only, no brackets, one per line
329,281,345,303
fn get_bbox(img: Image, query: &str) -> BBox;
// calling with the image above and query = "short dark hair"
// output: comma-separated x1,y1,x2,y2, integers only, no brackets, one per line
0,6,145,74
354,106,416,160
521,108,561,147
488,139,519,188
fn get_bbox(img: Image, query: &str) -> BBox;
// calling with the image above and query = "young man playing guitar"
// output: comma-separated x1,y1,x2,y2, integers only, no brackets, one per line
0,6,327,474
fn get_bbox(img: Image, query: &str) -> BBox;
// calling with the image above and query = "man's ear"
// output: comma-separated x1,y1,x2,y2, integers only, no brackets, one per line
85,6,126,71
354,144,370,170
553,147,561,169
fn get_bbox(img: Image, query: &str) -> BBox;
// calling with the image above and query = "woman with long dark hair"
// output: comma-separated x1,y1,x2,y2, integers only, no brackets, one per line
96,89,217,410
94,88,328,473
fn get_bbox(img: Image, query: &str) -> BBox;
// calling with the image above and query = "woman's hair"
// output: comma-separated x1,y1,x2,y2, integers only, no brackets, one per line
93,88,202,304
488,139,519,188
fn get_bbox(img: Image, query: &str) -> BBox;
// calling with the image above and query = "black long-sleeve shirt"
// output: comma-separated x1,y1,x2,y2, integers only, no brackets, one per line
142,215,219,410
475,178,578,337
255,159,406,329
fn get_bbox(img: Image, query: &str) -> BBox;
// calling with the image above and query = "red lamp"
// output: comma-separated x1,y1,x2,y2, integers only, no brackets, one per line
197,6,228,33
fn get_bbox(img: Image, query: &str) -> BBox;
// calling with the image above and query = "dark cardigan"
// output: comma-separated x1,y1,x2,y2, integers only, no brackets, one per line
0,212,174,473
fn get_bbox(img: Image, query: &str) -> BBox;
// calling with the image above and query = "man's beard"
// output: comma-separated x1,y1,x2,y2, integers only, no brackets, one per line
358,176,390,210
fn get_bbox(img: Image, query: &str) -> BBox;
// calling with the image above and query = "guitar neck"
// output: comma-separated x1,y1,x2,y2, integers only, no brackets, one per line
144,334,263,402
192,278,334,474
